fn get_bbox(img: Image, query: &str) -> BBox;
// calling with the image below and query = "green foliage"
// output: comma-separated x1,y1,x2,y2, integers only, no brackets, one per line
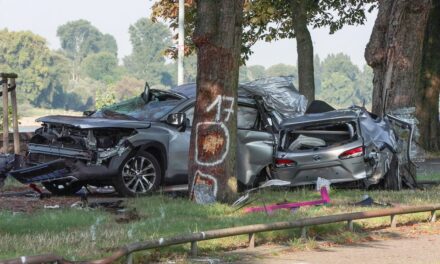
266,63,298,78
110,76,145,101
95,86,116,109
316,53,373,108
151,0,377,63
183,54,197,83
0,29,61,105
57,20,117,62
81,52,120,83
57,20,118,82
123,18,174,87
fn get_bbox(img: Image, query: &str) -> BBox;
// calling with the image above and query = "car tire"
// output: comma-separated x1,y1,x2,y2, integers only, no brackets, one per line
113,151,161,197
382,154,402,191
42,181,83,196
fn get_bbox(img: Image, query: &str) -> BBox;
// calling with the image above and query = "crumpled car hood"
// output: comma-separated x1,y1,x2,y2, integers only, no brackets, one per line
36,115,151,129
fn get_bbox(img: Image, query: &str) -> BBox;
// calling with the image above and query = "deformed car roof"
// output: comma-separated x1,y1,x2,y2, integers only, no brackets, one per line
171,77,308,119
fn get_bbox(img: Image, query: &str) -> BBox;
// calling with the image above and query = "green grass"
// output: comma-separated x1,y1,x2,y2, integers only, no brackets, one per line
417,172,440,182
1,177,22,191
1,187,440,262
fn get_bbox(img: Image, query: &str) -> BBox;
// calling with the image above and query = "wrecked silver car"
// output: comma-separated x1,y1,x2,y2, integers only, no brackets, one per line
0,83,278,196
271,101,416,190
0,77,414,196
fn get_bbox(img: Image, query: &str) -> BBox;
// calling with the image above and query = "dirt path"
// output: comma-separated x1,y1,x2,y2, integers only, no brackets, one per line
227,233,440,264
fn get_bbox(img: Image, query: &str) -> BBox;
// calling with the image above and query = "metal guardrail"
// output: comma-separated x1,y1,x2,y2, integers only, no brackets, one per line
1,205,439,264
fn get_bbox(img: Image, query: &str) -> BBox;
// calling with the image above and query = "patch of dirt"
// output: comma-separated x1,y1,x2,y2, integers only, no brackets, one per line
0,195,81,213
0,186,122,213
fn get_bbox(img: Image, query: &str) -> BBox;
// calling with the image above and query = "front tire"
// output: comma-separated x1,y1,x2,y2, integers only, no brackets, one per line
113,151,161,197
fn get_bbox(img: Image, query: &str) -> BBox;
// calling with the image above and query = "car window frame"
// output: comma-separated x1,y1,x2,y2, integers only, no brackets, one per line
180,100,265,132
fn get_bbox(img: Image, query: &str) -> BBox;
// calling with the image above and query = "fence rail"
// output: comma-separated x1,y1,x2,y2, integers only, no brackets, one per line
1,204,439,264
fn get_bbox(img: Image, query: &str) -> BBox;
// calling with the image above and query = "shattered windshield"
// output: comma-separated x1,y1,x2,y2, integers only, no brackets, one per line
93,92,183,121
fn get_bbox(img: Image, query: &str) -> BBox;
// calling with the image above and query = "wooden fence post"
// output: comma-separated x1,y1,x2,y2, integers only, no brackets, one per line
2,76,8,153
10,77,19,154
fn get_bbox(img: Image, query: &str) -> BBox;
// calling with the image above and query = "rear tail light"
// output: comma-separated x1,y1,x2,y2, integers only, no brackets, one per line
339,146,364,160
275,158,297,168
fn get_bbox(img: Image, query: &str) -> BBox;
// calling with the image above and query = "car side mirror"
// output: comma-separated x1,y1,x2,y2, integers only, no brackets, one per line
167,112,187,132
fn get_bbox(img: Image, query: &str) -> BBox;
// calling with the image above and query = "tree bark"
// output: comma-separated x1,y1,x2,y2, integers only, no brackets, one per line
416,0,440,151
365,0,432,116
188,0,243,203
290,0,315,102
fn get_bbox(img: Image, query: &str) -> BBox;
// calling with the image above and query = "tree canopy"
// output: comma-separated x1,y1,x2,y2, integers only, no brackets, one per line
151,0,376,61
0,29,65,105
57,19,117,61
81,51,120,83
123,18,173,86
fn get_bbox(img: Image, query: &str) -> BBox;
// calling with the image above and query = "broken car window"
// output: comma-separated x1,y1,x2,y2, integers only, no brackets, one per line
94,93,182,121
238,106,258,130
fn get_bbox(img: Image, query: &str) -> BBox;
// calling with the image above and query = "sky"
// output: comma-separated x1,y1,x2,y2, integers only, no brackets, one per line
0,0,377,68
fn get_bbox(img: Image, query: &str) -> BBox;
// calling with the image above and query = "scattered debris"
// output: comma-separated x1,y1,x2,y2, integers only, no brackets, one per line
243,187,331,213
353,195,392,207
29,183,51,199
115,208,141,223
232,179,290,207
43,205,60,209
316,177,331,192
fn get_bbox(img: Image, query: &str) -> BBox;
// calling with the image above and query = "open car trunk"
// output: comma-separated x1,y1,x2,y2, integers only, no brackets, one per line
273,110,367,186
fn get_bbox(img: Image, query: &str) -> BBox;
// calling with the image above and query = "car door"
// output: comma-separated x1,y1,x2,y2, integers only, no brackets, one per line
165,106,194,184
236,104,274,186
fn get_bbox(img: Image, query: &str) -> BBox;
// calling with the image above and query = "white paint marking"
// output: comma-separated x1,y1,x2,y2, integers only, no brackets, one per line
206,95,222,122
21,256,26,264
205,95,235,122
192,170,218,197
159,237,164,245
222,96,234,122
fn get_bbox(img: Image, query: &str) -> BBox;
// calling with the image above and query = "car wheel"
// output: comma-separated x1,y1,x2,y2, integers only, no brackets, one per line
382,154,402,191
42,181,83,196
113,151,161,197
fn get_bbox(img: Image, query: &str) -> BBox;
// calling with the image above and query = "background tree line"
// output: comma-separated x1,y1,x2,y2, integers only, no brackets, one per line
0,19,373,113
0,18,176,113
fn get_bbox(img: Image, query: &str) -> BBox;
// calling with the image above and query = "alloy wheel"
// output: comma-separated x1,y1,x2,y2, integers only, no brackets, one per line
121,156,157,193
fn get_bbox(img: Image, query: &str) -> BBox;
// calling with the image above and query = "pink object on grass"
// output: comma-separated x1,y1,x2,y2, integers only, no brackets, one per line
243,187,331,213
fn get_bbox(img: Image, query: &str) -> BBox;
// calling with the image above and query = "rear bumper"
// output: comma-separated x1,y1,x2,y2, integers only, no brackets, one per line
272,157,367,186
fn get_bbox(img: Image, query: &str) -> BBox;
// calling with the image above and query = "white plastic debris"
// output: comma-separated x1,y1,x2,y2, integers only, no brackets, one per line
316,177,331,192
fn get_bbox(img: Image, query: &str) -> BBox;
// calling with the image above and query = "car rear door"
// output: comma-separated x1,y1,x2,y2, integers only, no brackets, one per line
236,104,274,186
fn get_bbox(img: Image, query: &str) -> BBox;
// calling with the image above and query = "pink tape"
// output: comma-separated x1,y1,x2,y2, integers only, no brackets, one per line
244,187,330,213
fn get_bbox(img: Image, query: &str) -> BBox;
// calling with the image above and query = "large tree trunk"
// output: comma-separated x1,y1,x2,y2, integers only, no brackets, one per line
365,0,432,116
416,0,440,151
366,0,440,152
188,0,244,203
290,0,315,102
